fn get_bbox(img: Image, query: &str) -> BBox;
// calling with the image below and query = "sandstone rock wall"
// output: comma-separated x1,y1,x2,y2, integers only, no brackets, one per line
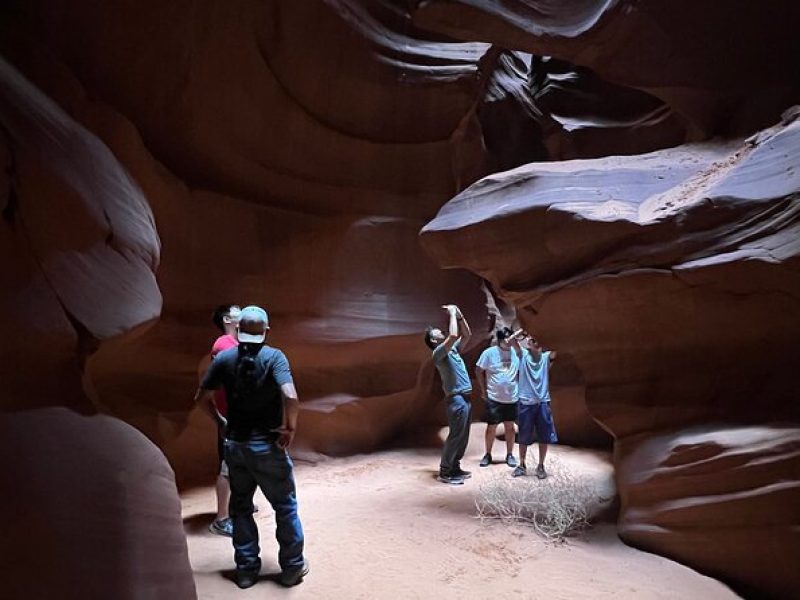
3,1,799,596
421,113,800,598
0,56,194,599
416,6,800,592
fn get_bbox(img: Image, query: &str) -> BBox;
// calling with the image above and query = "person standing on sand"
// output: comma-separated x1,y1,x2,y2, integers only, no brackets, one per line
195,305,308,590
475,327,520,468
424,304,473,485
509,330,558,479
204,304,241,536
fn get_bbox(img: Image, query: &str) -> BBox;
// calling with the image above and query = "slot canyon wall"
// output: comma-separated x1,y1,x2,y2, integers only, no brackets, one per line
0,1,798,598
417,2,800,599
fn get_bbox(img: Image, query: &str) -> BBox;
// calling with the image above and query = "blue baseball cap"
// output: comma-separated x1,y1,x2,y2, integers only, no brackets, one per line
237,305,269,343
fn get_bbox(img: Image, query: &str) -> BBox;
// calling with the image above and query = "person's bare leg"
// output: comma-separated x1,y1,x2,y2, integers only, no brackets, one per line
538,443,548,467
504,421,515,457
215,474,230,520
518,443,529,468
484,424,497,455
535,443,549,478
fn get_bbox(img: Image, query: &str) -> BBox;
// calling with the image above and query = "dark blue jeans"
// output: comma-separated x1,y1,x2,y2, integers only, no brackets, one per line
224,437,305,573
440,393,471,475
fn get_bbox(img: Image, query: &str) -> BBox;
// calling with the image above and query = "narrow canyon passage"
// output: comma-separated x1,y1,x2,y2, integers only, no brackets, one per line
2,2,798,598
182,425,737,599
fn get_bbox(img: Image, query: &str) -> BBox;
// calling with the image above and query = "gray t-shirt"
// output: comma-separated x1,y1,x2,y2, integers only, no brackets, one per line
518,350,551,404
432,340,472,396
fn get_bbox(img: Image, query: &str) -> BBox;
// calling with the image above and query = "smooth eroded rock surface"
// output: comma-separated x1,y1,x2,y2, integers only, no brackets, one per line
3,1,798,596
421,113,800,597
0,408,196,600
412,0,800,136
0,56,191,599
617,426,800,599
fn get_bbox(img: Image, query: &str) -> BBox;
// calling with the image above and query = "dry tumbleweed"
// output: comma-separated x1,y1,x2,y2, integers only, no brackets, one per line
475,456,601,540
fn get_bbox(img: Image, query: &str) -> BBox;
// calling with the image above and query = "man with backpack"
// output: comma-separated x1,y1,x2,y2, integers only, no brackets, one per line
195,305,308,589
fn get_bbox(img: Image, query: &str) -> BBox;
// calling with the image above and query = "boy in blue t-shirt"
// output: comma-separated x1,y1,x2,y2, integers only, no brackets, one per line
510,330,558,479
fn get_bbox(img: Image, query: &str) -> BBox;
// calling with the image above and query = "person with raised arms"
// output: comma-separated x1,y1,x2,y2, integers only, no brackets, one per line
475,327,520,469
424,304,473,485
509,330,558,479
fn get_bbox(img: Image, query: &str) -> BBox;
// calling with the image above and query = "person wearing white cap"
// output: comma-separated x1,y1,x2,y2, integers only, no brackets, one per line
195,305,308,589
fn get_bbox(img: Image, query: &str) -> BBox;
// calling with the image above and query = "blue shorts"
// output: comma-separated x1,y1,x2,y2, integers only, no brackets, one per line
518,402,558,445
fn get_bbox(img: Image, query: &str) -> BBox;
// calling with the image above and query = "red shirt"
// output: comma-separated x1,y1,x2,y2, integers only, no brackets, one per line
211,334,238,415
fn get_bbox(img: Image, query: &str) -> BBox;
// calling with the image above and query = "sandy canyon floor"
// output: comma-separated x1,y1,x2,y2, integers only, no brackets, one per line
181,424,738,599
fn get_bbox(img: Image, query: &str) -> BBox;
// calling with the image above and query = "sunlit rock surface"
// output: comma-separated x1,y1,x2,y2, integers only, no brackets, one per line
412,0,800,136
617,426,800,599
421,112,800,597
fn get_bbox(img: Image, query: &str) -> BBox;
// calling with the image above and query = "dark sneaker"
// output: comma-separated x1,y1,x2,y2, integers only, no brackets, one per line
512,465,527,478
536,464,548,479
453,468,472,479
280,560,310,587
479,453,492,467
438,473,465,485
506,454,518,468
235,569,259,589
209,517,233,537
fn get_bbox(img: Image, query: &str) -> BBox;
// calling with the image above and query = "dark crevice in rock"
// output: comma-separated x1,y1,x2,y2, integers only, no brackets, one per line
0,126,16,227
60,303,100,374
1,173,17,227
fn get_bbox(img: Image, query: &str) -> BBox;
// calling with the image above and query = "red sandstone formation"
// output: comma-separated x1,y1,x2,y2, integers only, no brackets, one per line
421,112,800,598
0,409,196,600
412,0,800,137
617,426,800,599
0,0,491,468
0,57,192,598
0,4,503,592
414,6,800,592
2,0,799,597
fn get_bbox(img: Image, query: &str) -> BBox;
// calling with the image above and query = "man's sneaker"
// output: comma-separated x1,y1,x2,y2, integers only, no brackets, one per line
209,517,233,537
235,569,259,589
512,465,527,478
280,560,310,587
453,468,472,479
438,473,465,485
506,454,518,468
536,464,548,479
479,453,492,467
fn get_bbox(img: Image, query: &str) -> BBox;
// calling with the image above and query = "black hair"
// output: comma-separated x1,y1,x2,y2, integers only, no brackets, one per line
424,326,439,350
496,327,514,342
212,304,237,333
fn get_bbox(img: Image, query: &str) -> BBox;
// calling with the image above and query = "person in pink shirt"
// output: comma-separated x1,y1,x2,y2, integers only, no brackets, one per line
206,304,241,535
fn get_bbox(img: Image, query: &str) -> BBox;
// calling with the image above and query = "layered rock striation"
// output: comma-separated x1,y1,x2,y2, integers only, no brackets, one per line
0,56,194,599
412,0,800,137
2,0,799,596
421,112,800,598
